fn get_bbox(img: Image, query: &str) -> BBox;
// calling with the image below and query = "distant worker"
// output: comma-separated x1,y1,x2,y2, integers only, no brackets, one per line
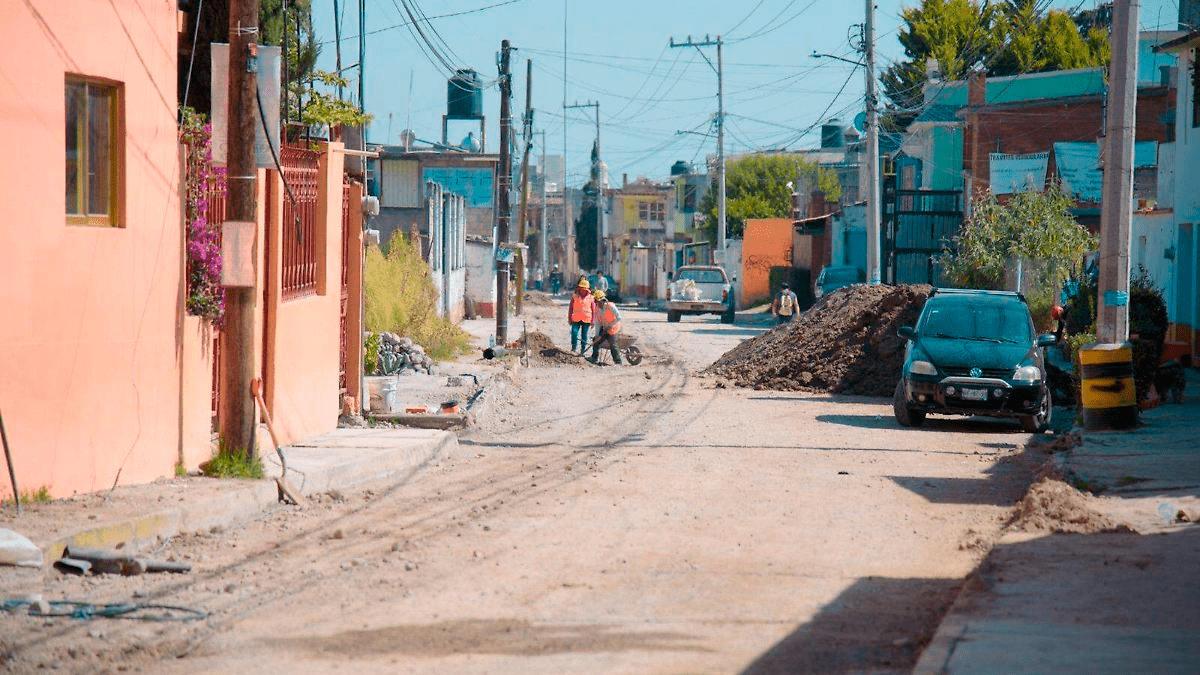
533,265,545,291
568,279,597,355
771,282,799,325
549,264,563,294
588,290,623,365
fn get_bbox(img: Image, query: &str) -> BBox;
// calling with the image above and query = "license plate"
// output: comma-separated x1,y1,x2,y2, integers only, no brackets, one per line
690,304,706,310
961,388,987,401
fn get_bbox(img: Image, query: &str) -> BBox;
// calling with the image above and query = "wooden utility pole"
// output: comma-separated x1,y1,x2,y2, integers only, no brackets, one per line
516,58,534,315
496,40,513,344
220,0,261,457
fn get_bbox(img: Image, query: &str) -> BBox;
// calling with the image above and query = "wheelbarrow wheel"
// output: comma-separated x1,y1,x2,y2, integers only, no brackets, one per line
624,345,643,366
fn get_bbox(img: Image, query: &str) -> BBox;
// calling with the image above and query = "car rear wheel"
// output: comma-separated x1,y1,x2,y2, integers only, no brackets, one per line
1020,386,1052,432
893,379,925,427
667,310,681,323
720,305,735,324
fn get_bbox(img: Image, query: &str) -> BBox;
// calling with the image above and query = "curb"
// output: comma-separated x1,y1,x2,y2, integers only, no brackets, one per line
33,429,457,573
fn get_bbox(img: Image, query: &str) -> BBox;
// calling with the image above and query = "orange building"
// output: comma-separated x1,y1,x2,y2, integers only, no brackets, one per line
740,219,795,308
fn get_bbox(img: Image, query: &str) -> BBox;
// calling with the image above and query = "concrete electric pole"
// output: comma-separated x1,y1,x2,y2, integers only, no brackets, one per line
496,40,513,345
864,0,881,284
670,35,724,265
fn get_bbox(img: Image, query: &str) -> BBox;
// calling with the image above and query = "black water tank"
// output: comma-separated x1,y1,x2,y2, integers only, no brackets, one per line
821,119,844,148
447,69,482,119
670,160,691,176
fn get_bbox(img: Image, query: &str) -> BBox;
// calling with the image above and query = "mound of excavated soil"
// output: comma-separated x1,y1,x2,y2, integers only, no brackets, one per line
706,284,932,396
1010,477,1129,534
515,330,588,367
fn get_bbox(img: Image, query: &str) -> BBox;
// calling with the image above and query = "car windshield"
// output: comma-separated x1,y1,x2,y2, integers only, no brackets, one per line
920,302,1033,343
676,269,725,284
822,268,860,284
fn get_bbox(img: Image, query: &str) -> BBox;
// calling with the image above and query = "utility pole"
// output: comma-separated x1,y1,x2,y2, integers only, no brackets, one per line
1097,0,1138,344
496,39,513,344
538,129,548,276
220,0,261,457
864,0,881,284
516,59,534,314
670,35,724,265
358,0,365,111
565,100,601,269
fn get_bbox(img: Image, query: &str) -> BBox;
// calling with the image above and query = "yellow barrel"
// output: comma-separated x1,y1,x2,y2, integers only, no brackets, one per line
1079,342,1138,430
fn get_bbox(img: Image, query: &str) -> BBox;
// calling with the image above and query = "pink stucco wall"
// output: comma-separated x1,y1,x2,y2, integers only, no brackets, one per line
0,1,183,498
262,145,347,444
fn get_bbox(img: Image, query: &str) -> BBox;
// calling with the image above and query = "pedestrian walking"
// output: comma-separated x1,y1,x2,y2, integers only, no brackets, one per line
771,282,799,325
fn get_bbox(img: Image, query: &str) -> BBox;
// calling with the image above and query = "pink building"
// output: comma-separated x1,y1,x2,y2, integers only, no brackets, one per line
0,1,362,500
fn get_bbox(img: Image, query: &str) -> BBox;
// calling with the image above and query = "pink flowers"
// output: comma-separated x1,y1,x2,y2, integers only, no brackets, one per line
181,111,226,323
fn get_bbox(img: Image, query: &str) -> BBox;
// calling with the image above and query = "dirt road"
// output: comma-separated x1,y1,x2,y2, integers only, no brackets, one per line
1,297,1050,674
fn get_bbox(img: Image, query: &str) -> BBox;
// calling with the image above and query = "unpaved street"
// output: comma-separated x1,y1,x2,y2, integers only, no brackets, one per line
2,297,1049,674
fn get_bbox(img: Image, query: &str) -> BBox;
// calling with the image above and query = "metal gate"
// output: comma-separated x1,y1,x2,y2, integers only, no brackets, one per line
882,175,963,285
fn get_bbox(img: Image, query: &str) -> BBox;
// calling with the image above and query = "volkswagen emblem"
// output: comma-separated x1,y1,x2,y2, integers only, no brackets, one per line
969,367,982,378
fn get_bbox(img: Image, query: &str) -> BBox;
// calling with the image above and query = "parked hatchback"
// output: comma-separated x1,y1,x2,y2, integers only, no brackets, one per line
814,265,866,299
893,288,1057,432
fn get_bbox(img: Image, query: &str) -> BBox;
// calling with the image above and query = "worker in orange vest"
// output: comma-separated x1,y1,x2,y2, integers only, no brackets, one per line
588,290,623,364
568,278,597,354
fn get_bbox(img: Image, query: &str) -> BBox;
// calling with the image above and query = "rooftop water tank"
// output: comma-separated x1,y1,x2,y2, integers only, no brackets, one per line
447,69,483,119
821,119,845,149
670,160,692,176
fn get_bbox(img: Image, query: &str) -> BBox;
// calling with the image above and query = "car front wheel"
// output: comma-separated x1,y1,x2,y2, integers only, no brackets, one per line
1020,386,1052,433
893,379,925,427
667,310,681,323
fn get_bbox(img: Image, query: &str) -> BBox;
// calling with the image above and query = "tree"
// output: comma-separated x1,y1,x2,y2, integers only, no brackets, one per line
881,0,1108,131
696,154,841,242
940,181,1096,325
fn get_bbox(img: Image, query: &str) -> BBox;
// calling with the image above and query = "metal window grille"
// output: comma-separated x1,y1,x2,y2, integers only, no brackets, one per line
280,145,320,300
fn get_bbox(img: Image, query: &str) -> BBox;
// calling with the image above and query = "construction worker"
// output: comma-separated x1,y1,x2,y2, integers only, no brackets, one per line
589,290,623,364
568,278,597,354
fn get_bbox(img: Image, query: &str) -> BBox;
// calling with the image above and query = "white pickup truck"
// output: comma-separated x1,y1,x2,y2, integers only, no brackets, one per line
666,265,736,324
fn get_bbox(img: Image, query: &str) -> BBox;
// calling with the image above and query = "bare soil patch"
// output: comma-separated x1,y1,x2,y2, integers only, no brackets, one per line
707,284,932,395
1010,477,1130,534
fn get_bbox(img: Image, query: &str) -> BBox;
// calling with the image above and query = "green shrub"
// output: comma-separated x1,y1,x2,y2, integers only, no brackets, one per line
364,234,471,360
364,331,381,374
202,443,265,479
2,486,52,506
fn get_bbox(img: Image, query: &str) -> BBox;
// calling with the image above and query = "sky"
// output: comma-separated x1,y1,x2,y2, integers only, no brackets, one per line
310,0,1185,189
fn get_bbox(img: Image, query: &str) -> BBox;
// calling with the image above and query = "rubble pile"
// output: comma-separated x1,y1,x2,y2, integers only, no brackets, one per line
372,332,438,376
706,284,932,396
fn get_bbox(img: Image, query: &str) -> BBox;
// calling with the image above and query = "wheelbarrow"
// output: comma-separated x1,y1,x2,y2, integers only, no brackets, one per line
587,332,643,366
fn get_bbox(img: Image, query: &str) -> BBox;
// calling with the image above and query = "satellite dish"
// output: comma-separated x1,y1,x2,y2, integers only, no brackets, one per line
853,112,867,132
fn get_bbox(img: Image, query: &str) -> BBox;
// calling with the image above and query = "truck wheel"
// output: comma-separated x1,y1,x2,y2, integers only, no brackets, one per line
667,310,681,323
720,305,735,324
624,345,643,365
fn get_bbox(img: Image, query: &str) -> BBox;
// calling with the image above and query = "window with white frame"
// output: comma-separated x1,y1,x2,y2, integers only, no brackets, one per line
638,200,665,222
65,76,123,227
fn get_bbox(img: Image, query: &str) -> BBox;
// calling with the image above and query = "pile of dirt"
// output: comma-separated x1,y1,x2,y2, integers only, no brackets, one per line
520,291,556,306
706,284,932,396
516,330,587,367
1010,477,1129,534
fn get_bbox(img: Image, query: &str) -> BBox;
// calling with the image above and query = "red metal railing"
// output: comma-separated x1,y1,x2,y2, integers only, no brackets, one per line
207,172,228,424
339,180,353,391
280,145,320,300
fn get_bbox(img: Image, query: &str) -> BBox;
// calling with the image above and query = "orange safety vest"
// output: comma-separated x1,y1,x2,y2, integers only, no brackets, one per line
597,303,621,335
569,292,595,323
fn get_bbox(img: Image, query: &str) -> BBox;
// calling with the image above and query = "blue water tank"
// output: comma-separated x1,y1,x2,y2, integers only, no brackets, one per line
821,119,845,148
670,160,691,176
447,69,483,119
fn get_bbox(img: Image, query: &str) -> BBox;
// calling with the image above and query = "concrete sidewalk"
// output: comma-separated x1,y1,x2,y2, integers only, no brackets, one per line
1,428,458,581
915,367,1200,674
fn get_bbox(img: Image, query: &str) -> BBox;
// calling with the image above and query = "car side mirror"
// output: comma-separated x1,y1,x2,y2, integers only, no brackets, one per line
1036,333,1057,347
897,326,916,341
